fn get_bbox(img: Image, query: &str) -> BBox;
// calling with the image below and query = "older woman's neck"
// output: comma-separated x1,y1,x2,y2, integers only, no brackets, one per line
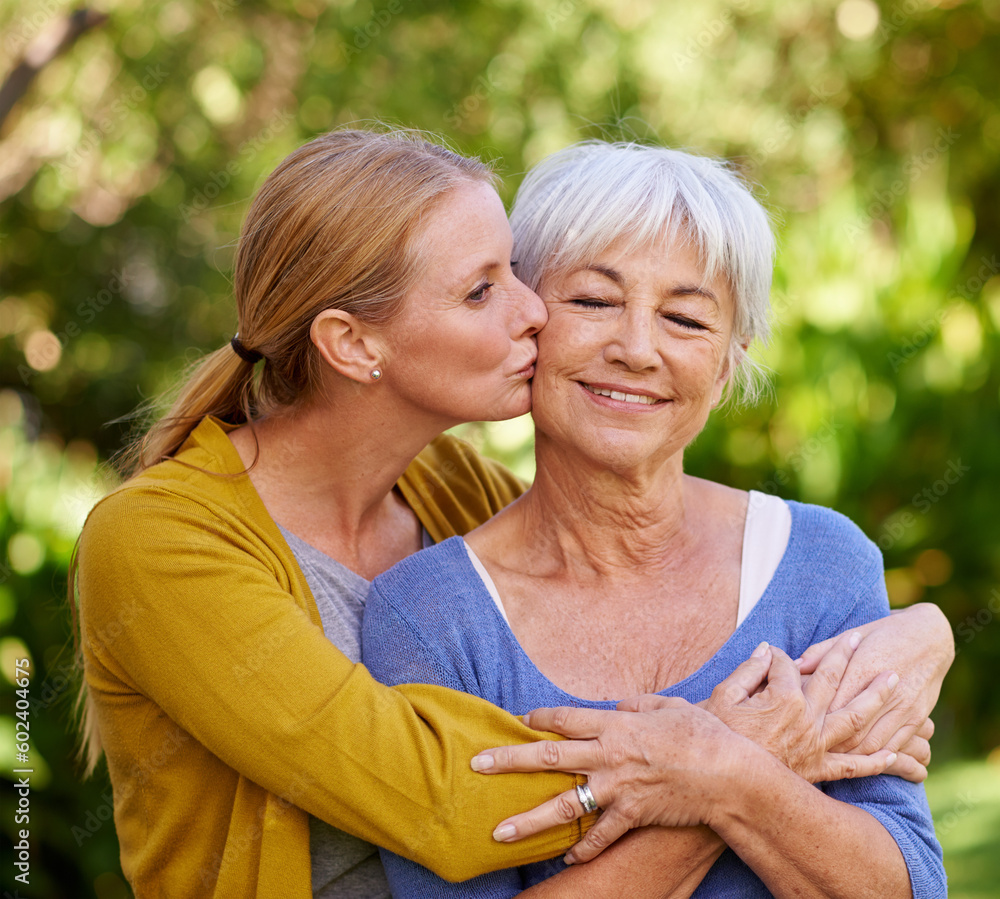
517,438,703,573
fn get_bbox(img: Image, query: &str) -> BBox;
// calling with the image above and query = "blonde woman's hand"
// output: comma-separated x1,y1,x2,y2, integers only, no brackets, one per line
470,690,766,864
882,716,934,782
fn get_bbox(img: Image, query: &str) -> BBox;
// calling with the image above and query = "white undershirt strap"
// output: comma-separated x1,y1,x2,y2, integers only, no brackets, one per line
465,489,792,629
463,539,511,624
737,490,791,626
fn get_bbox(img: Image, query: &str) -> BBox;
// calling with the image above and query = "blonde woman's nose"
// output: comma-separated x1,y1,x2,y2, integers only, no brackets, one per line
514,278,548,337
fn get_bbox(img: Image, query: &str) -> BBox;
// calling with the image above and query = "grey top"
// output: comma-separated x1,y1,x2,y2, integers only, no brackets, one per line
277,524,391,899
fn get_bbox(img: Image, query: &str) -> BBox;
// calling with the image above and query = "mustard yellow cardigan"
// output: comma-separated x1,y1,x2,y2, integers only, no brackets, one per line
78,417,587,898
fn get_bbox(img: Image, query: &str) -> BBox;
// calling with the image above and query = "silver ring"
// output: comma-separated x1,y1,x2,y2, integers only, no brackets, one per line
575,782,598,814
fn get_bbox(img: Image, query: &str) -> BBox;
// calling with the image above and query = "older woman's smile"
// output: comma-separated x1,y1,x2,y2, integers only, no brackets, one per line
579,381,668,406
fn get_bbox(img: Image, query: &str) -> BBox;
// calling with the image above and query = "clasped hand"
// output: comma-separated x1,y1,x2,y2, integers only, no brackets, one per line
471,631,927,865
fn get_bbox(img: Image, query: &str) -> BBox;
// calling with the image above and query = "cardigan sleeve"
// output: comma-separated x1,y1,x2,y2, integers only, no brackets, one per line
398,434,528,543
364,582,524,898
78,482,582,883
815,539,947,899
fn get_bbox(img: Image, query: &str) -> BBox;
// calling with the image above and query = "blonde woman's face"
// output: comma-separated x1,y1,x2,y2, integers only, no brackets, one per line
383,181,547,428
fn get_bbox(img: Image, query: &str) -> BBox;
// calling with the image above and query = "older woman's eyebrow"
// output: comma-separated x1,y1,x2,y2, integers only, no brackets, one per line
668,284,719,305
584,263,625,284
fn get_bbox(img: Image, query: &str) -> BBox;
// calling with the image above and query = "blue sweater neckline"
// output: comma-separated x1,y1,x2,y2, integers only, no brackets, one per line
429,498,804,707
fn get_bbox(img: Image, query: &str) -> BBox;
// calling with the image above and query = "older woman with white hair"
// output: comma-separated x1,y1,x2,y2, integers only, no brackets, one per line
363,142,947,897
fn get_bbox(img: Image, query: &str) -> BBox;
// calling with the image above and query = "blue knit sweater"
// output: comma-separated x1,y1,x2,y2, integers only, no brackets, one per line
362,500,946,898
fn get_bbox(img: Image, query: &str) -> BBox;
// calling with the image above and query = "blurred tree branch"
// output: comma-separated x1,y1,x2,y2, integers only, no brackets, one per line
0,8,108,135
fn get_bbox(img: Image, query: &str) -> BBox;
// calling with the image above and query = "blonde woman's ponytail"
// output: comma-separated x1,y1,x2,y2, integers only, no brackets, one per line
115,344,258,478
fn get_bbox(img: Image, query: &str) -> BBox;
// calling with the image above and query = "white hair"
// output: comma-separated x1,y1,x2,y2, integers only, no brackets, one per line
509,141,775,404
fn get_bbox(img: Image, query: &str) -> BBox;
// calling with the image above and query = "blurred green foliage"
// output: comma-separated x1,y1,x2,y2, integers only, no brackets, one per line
925,756,1000,898
1,0,998,895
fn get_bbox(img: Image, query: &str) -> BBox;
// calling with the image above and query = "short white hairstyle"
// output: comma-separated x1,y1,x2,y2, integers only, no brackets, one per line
510,141,775,404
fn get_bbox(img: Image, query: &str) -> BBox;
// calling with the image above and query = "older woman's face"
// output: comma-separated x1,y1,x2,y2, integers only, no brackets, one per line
530,233,736,471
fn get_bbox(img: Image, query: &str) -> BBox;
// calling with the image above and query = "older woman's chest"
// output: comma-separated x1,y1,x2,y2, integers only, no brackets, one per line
496,562,742,701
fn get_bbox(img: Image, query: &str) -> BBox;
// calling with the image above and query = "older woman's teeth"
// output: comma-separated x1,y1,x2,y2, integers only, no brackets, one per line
584,384,660,404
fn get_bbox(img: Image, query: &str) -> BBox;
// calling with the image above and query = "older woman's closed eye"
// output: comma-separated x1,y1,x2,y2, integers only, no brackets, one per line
363,141,946,899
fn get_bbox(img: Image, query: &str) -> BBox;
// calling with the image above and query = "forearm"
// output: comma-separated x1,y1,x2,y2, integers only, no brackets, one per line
80,495,589,882
521,826,725,899
712,750,911,899
308,679,587,878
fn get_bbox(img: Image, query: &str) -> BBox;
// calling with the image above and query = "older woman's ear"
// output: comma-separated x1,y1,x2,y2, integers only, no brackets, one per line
310,308,386,384
712,339,750,407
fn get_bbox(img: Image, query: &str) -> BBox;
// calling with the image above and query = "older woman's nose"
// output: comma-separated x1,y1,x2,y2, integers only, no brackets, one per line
606,310,661,371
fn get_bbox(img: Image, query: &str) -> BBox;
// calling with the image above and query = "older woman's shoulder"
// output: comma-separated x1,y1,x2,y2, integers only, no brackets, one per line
364,536,506,694
368,536,486,624
773,501,892,635
783,499,884,578
785,499,878,544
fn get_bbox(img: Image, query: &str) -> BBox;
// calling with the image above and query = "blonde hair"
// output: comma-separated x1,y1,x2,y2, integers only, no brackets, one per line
73,128,496,774
122,128,496,475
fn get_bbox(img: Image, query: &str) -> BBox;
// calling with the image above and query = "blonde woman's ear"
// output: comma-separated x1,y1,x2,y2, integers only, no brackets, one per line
310,309,385,384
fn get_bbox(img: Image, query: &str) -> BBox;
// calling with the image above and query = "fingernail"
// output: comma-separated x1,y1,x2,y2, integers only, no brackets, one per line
887,672,900,690
471,754,495,772
849,632,862,649
563,853,576,865
754,641,769,658
493,823,516,842
886,752,897,766
522,712,531,727
793,657,804,668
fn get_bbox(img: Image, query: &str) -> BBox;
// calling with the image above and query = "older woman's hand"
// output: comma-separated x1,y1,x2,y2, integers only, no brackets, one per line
621,632,933,784
473,695,758,864
621,633,902,784
700,635,903,783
